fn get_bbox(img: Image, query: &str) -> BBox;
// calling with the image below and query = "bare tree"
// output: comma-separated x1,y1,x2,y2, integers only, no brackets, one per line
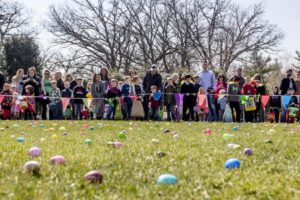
47,0,284,74
0,0,31,45
47,0,134,73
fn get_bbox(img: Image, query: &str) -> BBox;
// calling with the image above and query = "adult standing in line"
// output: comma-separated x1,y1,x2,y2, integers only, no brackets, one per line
142,64,162,120
99,67,111,91
0,71,5,92
65,73,77,90
228,68,245,122
197,60,216,93
12,69,24,94
294,71,300,95
54,71,65,91
279,69,296,95
41,69,52,120
229,68,245,90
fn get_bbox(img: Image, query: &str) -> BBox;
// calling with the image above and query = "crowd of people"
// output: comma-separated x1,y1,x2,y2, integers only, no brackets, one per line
0,61,300,123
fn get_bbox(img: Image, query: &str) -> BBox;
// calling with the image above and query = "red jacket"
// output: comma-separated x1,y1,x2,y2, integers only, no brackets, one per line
242,84,256,95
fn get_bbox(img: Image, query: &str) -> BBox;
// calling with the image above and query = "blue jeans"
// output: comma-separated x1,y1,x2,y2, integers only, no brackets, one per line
122,101,132,120
73,103,84,120
106,104,117,120
208,104,217,122
150,107,159,121
49,102,61,120
218,109,225,122
165,104,174,121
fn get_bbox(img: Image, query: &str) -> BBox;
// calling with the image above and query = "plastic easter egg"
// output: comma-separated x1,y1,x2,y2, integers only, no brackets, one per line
223,134,233,140
51,134,58,139
232,127,238,131
156,151,167,158
59,126,66,131
84,170,103,183
82,124,89,129
173,134,180,140
264,139,272,144
12,124,20,128
203,128,212,135
89,126,95,131
50,155,65,165
163,129,170,133
224,158,241,169
97,123,103,128
118,132,127,140
24,161,40,174
151,139,159,144
85,139,92,145
16,137,25,143
157,174,178,185
227,143,235,148
0,127,4,131
113,141,124,148
28,147,41,157
244,148,253,156
40,124,45,128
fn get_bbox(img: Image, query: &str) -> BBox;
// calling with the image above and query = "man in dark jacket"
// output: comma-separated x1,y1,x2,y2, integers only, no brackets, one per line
0,72,5,92
229,68,245,90
142,64,162,120
280,69,296,95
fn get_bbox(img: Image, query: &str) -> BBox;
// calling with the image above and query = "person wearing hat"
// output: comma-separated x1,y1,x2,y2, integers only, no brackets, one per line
197,60,216,93
180,74,195,121
142,64,162,120
280,69,296,95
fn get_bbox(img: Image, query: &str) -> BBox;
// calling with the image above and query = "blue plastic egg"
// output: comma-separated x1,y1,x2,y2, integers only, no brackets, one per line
224,158,241,169
16,137,25,142
157,174,178,185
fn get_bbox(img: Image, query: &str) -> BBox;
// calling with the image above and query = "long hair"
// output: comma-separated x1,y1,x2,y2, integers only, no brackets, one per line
27,67,36,77
100,67,109,81
15,69,24,81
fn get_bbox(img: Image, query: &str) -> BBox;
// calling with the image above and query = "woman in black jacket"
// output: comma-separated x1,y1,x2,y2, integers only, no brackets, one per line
280,69,296,95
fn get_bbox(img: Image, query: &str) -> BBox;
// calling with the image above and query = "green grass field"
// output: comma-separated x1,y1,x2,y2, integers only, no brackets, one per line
0,121,300,200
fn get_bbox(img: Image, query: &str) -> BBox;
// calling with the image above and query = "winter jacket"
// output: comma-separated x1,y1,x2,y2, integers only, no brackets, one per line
143,72,162,93
227,82,241,102
280,78,296,95
163,85,176,106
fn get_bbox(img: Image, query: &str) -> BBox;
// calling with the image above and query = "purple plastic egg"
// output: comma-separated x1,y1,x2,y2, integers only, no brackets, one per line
163,129,170,133
28,147,41,157
50,155,65,165
84,170,103,183
244,148,253,156
113,141,124,148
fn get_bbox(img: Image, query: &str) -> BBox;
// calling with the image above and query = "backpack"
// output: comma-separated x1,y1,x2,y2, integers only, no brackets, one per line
288,106,299,118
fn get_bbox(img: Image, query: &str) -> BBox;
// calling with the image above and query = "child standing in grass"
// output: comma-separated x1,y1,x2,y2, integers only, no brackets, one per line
149,85,162,121
217,89,227,121
23,85,36,120
163,78,177,121
49,80,62,120
181,75,195,121
0,83,12,119
121,76,132,120
61,81,73,119
72,78,87,120
106,79,121,120
10,84,20,119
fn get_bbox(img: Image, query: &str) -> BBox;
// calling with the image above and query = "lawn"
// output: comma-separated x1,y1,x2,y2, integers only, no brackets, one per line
0,121,300,200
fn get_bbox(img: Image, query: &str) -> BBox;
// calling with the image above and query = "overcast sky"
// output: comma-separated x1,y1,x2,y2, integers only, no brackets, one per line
16,0,300,58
